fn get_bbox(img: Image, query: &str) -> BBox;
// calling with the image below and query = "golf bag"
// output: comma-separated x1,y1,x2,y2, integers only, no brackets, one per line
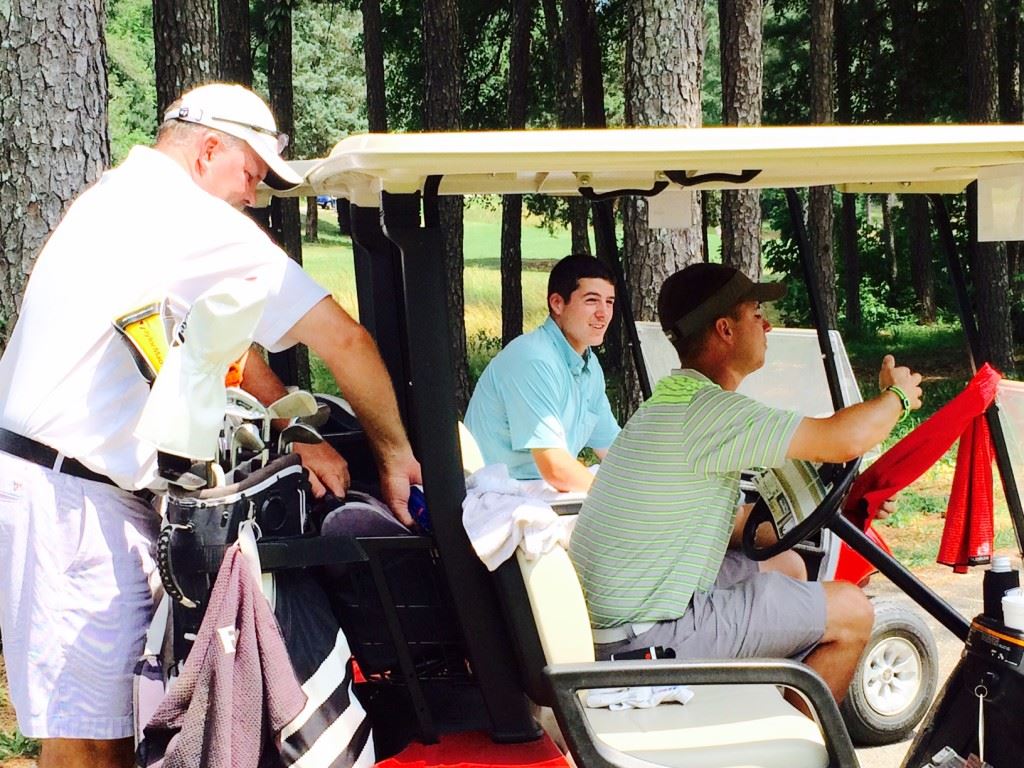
156,453,311,658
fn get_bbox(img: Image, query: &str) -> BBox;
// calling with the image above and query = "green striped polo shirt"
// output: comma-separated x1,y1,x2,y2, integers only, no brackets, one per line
569,369,802,629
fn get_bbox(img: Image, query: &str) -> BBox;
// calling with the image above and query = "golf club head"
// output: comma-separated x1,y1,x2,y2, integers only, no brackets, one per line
234,422,265,452
298,403,331,429
268,390,319,420
227,388,273,443
278,421,323,454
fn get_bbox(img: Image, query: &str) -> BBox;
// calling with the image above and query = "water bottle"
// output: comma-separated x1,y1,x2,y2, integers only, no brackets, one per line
983,555,1020,625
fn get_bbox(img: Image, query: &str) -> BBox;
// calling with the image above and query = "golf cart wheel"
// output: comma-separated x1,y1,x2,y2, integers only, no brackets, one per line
840,599,938,746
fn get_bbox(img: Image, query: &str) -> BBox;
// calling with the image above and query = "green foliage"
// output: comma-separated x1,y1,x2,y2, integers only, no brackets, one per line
0,729,41,761
291,5,368,157
467,329,501,387
106,0,157,162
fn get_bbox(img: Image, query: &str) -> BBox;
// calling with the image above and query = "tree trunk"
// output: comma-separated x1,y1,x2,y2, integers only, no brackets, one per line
841,195,861,334
579,0,606,128
891,0,937,324
541,0,591,255
881,194,897,288
808,0,838,328
152,0,218,117
265,0,310,389
966,0,1014,372
305,196,319,243
0,1,110,350
500,0,532,346
999,0,1023,309
718,0,763,279
906,196,936,324
218,0,252,85
361,0,388,132
999,0,1022,123
835,0,860,333
422,0,469,412
622,0,703,415
560,0,590,253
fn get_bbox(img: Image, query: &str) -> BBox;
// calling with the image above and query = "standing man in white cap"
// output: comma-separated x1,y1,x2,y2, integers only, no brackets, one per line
0,83,420,767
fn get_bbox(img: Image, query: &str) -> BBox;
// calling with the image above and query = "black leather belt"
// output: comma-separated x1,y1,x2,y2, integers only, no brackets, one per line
0,428,117,487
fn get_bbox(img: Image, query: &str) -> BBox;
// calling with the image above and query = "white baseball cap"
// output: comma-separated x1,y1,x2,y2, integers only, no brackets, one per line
164,83,303,190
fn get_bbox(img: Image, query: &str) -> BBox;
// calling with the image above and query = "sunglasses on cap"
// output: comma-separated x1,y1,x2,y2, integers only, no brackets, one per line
169,107,290,154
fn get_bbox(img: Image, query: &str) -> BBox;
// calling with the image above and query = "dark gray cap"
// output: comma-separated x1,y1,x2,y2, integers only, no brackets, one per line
658,263,786,342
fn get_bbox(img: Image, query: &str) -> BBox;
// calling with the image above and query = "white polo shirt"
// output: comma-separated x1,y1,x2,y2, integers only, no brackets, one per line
0,146,328,490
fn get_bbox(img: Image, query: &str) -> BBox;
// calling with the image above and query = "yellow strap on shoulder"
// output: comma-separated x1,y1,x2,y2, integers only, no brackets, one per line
112,303,169,384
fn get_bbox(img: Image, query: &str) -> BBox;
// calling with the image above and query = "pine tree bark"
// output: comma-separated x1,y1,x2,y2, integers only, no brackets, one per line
541,0,590,254
500,0,532,347
218,0,252,85
907,196,936,324
265,0,310,389
999,0,1023,307
966,0,1014,371
423,0,469,412
622,0,703,414
719,0,763,279
362,0,388,133
881,194,897,288
891,0,936,324
0,1,110,350
153,0,218,117
835,0,859,333
305,196,319,243
809,0,838,328
579,0,606,129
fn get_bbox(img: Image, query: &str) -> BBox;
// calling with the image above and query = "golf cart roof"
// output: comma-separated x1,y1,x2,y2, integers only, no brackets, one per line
270,124,1024,206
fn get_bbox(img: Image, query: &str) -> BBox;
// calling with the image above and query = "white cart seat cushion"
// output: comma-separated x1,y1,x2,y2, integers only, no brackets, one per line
515,546,829,768
585,683,828,768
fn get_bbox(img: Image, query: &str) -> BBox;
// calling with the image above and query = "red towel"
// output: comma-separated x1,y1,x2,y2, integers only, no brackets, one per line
937,415,995,571
843,364,1001,535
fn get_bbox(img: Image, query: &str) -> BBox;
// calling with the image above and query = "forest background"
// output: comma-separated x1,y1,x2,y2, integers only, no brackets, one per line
3,0,1024,759
3,0,1023,418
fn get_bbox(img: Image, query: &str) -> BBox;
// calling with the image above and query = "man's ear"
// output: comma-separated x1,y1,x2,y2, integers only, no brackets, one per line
196,132,221,171
549,293,564,317
714,316,733,342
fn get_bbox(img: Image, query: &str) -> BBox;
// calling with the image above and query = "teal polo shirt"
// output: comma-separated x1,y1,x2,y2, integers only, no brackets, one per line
465,316,620,480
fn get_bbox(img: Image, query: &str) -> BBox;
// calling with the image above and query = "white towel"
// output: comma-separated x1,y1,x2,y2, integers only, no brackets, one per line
584,685,695,710
462,464,576,571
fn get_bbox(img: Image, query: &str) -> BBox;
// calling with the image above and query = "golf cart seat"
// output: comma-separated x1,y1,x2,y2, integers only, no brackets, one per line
496,544,858,768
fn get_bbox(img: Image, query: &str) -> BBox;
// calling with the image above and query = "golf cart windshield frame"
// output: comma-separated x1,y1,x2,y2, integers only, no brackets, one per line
269,124,1024,743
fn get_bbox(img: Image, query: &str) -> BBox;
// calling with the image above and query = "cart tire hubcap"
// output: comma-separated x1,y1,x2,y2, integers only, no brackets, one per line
862,636,922,717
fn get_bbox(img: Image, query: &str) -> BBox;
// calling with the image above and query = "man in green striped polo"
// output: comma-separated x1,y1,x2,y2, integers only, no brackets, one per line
569,263,923,707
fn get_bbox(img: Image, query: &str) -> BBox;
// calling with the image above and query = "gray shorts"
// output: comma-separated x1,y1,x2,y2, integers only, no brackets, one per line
595,550,826,662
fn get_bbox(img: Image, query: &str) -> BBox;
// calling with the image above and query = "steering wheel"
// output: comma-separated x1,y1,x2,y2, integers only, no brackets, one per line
742,458,861,561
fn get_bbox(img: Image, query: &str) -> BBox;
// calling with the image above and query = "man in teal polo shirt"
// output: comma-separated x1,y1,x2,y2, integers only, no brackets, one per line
465,254,619,492
570,262,924,709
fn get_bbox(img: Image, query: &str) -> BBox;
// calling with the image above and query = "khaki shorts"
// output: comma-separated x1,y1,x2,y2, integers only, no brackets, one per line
595,550,826,662
0,452,159,739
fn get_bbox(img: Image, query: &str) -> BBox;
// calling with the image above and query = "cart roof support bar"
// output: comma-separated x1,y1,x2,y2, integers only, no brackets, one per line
379,188,540,744
784,188,845,414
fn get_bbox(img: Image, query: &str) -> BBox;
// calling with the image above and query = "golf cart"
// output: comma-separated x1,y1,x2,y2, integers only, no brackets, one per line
198,125,1024,768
